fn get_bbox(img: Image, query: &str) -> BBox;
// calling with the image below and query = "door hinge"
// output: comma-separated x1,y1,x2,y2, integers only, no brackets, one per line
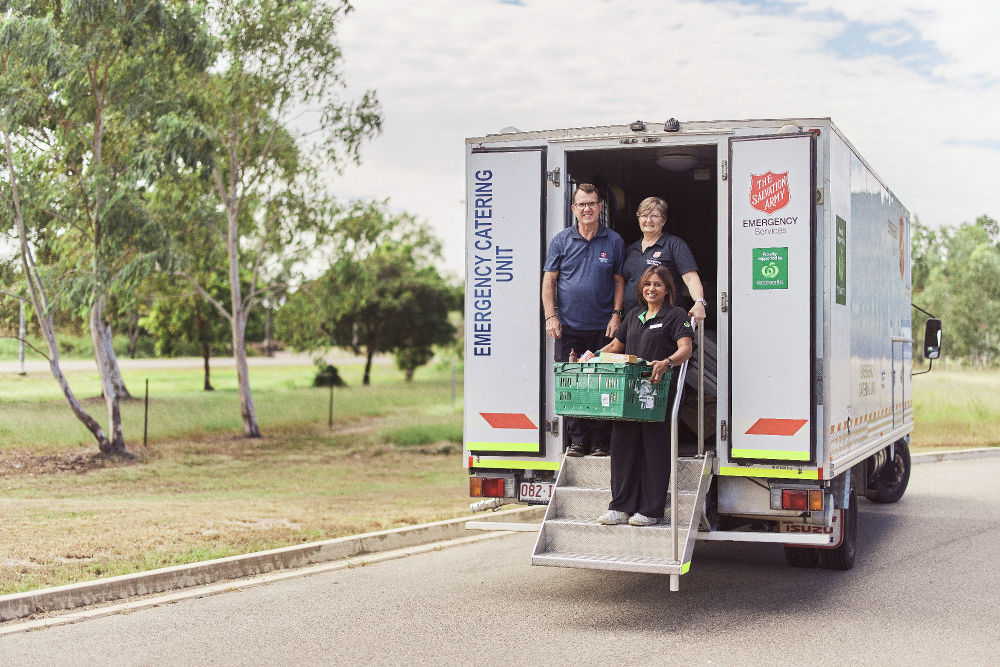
721,160,728,181
720,291,729,313
815,187,823,205
545,418,560,437
547,168,561,186
721,420,729,441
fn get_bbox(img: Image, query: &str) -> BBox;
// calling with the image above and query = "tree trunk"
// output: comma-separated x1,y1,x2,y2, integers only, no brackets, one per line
364,347,373,386
4,129,115,456
90,295,128,456
102,318,133,399
264,308,273,357
225,197,260,437
127,313,141,359
203,342,214,391
232,310,260,436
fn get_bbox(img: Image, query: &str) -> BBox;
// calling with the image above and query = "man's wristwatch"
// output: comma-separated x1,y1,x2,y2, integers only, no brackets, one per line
612,309,623,317
694,298,708,307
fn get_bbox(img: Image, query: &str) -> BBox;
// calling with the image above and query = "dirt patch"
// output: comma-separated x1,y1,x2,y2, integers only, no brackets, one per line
0,448,119,478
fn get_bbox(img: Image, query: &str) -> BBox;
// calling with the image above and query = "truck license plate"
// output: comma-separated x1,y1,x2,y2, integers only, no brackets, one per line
519,481,553,504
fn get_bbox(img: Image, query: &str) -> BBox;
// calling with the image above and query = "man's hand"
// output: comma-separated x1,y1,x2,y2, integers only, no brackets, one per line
545,315,562,339
606,312,622,338
688,301,706,324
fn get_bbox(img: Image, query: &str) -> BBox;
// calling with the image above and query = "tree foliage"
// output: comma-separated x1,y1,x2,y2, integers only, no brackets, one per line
159,0,381,436
278,203,460,385
912,215,1000,367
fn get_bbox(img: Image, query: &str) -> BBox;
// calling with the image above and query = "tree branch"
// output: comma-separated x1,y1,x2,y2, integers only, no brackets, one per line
178,270,234,325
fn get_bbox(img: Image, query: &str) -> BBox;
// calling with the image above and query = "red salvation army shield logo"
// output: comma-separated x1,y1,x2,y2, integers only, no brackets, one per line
749,171,789,214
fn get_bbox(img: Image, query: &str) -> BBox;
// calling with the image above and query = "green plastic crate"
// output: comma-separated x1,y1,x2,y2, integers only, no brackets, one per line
553,361,670,422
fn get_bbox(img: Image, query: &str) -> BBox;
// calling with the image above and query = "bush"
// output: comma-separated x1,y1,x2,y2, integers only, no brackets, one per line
313,364,346,387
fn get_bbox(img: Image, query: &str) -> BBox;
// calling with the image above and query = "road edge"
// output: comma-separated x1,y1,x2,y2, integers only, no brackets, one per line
0,504,544,624
2,447,995,626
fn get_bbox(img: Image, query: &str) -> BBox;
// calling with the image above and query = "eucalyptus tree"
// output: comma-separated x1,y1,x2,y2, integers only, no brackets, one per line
0,0,214,455
171,0,381,437
1,10,114,453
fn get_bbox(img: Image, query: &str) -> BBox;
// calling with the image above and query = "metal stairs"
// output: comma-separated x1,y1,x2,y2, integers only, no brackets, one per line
531,451,714,588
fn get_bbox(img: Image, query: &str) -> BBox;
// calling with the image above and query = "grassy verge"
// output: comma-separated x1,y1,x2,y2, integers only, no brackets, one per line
0,360,995,596
0,358,469,595
910,369,1000,449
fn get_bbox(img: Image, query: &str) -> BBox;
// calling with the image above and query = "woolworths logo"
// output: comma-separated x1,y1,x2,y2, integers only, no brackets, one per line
753,247,788,290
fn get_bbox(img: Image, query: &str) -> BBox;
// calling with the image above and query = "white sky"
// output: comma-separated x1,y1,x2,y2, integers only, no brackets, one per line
331,0,1000,276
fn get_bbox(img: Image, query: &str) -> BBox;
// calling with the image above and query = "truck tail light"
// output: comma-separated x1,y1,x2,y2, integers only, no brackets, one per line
781,489,824,511
469,477,506,498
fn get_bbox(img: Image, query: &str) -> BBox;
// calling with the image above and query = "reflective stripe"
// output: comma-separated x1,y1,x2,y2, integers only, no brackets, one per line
466,442,540,452
745,418,808,436
480,413,537,429
731,448,811,461
719,465,819,480
470,459,561,471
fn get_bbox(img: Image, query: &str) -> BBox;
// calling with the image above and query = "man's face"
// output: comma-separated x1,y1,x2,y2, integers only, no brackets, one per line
572,191,602,226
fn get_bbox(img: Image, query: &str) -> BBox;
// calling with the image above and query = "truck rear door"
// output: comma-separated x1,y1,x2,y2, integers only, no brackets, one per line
463,147,553,472
727,133,816,464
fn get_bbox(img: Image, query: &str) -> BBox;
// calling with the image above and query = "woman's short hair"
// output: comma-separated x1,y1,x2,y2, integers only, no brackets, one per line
636,196,667,221
636,264,676,307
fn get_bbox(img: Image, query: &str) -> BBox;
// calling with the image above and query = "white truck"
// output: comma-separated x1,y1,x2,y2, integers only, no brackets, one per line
463,117,941,589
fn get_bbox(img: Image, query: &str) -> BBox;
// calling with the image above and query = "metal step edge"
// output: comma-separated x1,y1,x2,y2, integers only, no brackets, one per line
532,552,687,575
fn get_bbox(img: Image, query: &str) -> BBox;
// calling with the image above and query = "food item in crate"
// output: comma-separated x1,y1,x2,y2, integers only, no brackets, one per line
578,350,596,362
598,351,638,363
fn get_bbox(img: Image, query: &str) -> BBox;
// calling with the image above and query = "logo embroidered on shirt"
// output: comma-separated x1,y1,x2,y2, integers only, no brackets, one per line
653,251,661,258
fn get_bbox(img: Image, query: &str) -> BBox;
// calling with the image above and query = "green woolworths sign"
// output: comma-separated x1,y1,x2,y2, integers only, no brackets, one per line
753,247,788,290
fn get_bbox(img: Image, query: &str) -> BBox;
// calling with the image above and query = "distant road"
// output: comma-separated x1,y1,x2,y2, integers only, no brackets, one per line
0,350,390,374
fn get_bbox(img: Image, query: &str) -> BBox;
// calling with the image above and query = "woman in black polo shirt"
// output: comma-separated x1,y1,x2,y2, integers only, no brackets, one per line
597,265,693,527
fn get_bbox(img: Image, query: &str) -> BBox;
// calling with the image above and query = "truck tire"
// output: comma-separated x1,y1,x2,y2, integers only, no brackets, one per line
819,485,857,571
865,439,911,504
784,546,819,568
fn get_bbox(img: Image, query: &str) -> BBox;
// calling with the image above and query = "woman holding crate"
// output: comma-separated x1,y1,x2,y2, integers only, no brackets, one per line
597,264,693,526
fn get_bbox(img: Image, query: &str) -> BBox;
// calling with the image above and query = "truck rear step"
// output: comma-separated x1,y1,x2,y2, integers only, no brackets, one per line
532,452,714,587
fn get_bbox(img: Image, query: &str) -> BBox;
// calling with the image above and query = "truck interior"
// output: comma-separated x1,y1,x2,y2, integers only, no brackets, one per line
564,143,720,447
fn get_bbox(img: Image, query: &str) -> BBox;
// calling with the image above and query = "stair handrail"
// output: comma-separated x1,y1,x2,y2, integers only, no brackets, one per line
669,317,694,563
697,313,705,456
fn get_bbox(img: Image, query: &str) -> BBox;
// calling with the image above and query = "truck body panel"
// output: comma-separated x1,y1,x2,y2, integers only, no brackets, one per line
464,118,913,547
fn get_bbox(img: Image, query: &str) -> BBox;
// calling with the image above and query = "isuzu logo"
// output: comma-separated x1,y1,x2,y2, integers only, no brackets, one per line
750,171,790,214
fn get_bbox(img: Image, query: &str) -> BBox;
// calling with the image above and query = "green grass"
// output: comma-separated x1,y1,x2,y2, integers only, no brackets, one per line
911,369,1000,449
0,356,471,595
0,361,461,453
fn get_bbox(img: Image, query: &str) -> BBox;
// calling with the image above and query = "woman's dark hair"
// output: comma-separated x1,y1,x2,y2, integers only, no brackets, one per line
636,265,676,308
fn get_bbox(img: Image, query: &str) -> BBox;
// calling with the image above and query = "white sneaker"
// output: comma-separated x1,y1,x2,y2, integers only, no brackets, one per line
628,513,658,526
598,510,629,525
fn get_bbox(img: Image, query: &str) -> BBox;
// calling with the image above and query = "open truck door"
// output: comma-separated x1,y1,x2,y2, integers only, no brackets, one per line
464,147,558,502
728,133,816,465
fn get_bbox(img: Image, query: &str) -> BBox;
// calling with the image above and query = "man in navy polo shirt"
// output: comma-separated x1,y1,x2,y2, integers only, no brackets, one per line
541,183,625,457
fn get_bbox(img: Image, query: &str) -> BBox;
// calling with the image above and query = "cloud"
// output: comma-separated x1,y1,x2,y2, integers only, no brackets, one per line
331,0,1000,274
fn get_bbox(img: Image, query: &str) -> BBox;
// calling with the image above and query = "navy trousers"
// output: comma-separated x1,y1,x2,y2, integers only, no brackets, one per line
555,327,612,449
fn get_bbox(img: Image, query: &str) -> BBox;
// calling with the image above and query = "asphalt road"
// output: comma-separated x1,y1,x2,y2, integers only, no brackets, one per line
3,456,998,665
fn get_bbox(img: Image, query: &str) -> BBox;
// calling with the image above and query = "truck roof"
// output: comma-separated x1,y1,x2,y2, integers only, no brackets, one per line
465,117,837,144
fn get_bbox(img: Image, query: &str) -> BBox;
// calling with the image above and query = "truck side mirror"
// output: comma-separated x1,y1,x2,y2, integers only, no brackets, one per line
923,318,942,360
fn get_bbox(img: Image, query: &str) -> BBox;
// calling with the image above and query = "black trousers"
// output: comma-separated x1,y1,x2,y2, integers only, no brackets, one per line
608,419,670,517
555,327,612,448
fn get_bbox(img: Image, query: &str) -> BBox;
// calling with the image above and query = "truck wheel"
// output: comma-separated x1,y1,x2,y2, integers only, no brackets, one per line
865,439,911,504
819,486,857,571
784,546,819,568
